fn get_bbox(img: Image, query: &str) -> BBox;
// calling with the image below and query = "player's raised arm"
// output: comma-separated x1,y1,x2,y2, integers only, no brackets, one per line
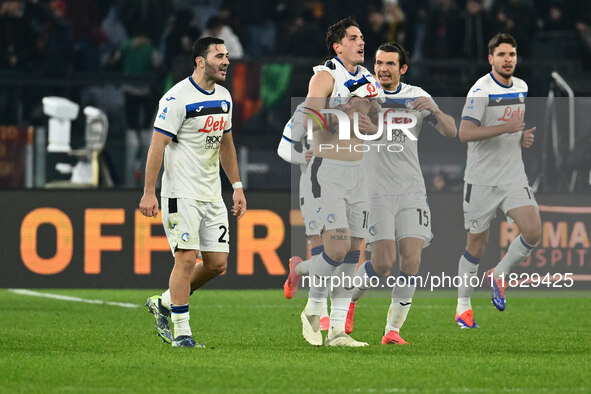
219,131,246,219
139,131,171,217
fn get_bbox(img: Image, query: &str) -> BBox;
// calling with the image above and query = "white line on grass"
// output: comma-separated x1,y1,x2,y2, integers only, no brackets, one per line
8,289,140,308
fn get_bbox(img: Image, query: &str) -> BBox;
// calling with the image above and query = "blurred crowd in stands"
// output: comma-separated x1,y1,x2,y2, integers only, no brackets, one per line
1,0,590,75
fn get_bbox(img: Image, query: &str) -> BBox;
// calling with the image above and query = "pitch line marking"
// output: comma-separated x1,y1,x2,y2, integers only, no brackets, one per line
8,289,140,308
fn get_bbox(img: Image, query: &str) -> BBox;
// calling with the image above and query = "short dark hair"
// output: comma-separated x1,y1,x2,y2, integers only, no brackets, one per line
488,33,517,55
192,37,225,67
376,42,409,68
326,16,360,57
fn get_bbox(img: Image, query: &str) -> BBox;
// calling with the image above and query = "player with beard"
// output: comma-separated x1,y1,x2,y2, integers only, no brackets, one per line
141,37,246,348
345,42,457,344
455,33,540,328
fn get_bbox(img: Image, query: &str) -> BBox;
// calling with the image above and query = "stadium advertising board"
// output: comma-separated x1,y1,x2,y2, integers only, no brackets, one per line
0,191,589,290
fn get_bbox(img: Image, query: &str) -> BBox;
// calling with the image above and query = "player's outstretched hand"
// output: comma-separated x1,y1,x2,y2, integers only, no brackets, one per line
521,126,536,148
412,96,439,114
139,193,159,218
505,115,525,134
232,188,247,219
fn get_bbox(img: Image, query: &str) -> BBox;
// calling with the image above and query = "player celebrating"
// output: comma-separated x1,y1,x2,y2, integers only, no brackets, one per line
455,33,540,329
277,106,330,331
300,17,383,347
140,37,246,348
346,42,457,344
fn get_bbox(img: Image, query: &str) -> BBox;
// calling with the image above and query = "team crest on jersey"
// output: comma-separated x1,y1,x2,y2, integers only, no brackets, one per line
221,101,229,112
369,226,377,236
308,221,317,230
181,232,190,242
518,93,525,103
405,100,414,110
327,214,336,223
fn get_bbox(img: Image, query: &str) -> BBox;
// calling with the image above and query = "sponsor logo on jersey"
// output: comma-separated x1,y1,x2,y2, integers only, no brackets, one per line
205,135,222,149
158,107,168,120
498,106,524,122
198,116,228,133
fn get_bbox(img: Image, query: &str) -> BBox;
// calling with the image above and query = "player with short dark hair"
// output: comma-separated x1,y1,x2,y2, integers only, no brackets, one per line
455,33,540,328
140,37,246,348
346,42,457,344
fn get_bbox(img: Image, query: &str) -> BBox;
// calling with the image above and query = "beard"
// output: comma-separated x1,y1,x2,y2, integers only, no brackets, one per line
495,65,514,80
205,62,226,83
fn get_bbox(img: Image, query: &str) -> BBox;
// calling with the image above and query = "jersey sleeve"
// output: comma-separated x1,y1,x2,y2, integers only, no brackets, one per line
417,88,438,127
153,95,185,138
461,84,488,126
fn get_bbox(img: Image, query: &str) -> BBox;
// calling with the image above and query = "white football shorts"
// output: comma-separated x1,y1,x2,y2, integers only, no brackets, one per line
304,157,369,238
367,192,433,247
161,197,230,254
463,181,538,234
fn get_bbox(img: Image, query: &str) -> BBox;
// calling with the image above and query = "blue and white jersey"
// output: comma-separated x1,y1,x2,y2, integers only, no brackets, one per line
461,72,528,186
154,76,232,202
312,56,384,106
367,82,437,195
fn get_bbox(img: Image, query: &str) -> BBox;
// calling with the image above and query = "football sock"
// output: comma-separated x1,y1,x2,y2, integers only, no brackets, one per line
295,245,323,276
329,251,359,332
385,272,416,333
305,251,342,316
161,289,172,311
171,304,191,337
494,234,535,279
457,250,480,314
351,260,381,302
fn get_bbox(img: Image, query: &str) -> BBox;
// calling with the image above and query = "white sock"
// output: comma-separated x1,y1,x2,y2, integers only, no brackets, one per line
295,258,311,276
351,261,381,302
296,245,324,276
457,250,480,314
161,289,172,310
385,272,416,333
329,251,360,332
171,304,191,337
321,298,329,319
494,234,534,278
305,251,341,316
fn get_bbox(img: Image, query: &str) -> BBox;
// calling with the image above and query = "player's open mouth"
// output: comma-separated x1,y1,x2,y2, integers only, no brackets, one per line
219,68,227,75
358,49,364,55
378,73,391,80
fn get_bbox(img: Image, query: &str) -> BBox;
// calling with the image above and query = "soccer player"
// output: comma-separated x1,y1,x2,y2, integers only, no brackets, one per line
140,37,247,348
455,33,540,329
346,42,457,344
299,17,383,347
277,107,330,331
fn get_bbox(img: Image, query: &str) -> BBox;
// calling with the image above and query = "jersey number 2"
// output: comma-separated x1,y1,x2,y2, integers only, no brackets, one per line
218,225,229,244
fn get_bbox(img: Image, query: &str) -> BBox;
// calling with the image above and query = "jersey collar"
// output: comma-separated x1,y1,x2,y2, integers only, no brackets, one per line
383,82,402,95
489,72,513,88
189,76,215,95
334,56,359,76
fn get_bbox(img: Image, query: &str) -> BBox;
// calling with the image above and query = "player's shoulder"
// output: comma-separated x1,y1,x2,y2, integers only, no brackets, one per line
400,82,430,98
160,78,191,103
213,83,232,100
467,74,492,97
511,76,528,91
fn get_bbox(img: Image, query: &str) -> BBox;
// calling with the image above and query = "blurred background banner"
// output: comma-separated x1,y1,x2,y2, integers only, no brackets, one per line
1,190,589,289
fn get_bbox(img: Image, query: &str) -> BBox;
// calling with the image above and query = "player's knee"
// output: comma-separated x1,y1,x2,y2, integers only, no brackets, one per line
207,260,227,276
400,257,421,276
522,226,541,246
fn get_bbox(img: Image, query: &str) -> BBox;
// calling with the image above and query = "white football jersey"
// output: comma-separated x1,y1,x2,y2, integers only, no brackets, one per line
366,82,437,195
461,72,528,186
313,56,384,105
154,76,232,202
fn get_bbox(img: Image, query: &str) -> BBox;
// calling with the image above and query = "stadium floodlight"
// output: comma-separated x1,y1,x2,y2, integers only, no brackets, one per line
42,96,80,153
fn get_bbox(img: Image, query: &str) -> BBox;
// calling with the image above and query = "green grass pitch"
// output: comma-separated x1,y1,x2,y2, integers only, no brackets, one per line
1,289,590,393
